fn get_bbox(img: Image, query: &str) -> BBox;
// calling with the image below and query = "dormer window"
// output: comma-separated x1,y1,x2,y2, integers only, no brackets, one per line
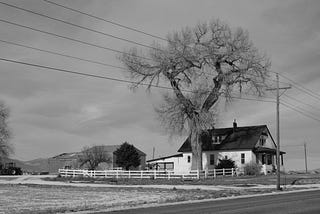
213,135,225,144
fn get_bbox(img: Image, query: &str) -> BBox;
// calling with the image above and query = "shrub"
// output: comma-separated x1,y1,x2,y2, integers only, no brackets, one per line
216,158,236,169
244,163,262,176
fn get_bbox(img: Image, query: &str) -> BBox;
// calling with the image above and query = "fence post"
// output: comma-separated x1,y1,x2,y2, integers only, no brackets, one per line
231,168,234,177
154,170,157,179
128,170,131,179
197,170,200,179
214,169,216,178
168,171,171,180
204,169,208,179
223,168,225,176
140,170,143,179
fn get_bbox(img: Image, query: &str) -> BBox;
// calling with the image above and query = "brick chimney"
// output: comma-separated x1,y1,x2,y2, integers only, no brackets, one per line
233,119,237,132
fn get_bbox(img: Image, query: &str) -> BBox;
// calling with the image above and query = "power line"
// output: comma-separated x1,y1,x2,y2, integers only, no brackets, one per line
0,57,276,103
277,72,320,101
281,99,320,119
281,101,320,123
0,1,158,50
282,93,320,112
39,0,291,87
0,39,126,70
43,0,168,42
0,18,152,61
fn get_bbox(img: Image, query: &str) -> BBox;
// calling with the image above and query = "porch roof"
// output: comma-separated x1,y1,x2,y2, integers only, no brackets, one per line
254,147,286,155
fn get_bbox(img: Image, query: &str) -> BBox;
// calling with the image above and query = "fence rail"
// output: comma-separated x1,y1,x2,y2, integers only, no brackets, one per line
58,168,236,179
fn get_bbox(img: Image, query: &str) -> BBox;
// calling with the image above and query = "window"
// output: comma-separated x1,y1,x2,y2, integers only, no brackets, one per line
261,154,266,164
267,154,272,165
213,135,225,144
241,153,245,164
210,154,215,165
187,155,191,163
260,138,266,146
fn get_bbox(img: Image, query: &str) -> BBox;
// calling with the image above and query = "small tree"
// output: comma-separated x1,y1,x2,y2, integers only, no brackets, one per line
0,101,12,166
78,145,111,170
216,157,236,169
243,163,262,176
114,142,141,170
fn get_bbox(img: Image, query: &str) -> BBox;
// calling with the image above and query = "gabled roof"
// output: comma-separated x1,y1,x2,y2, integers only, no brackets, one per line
178,125,275,152
90,145,146,156
147,153,183,162
50,145,146,160
50,152,80,159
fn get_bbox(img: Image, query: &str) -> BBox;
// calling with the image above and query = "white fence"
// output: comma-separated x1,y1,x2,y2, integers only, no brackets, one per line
58,168,236,179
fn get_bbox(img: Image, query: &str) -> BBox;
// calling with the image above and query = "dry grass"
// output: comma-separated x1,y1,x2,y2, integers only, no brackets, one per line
0,183,280,214
44,173,320,186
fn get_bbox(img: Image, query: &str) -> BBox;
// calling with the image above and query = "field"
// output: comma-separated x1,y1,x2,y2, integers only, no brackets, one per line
1,173,319,213
0,183,281,214
45,173,320,186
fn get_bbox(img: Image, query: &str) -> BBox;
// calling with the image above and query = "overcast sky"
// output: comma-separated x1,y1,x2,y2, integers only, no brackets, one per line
0,0,319,171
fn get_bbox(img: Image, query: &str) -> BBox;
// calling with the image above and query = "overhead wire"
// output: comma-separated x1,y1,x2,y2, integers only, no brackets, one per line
0,1,158,51
280,101,320,123
0,39,126,70
43,0,168,42
0,57,276,103
277,72,320,102
0,18,152,61
281,93,320,112
0,1,289,87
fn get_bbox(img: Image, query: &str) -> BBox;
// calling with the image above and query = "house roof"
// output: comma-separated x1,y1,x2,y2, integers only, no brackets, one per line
178,125,277,152
50,152,80,160
50,145,146,160
147,153,183,162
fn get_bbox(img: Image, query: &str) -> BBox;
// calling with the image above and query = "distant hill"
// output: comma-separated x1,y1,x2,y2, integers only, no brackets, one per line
5,158,49,173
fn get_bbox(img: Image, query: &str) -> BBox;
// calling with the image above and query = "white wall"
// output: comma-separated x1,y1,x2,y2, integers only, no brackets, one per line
203,150,254,170
148,153,192,173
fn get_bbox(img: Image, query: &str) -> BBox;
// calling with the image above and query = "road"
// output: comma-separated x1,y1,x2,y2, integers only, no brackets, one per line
104,189,320,214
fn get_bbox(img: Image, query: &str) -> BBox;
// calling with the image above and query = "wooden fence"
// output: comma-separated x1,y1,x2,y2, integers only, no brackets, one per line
58,168,236,179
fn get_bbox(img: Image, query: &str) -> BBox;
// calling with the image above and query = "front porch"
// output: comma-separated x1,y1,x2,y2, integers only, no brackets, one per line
254,147,285,175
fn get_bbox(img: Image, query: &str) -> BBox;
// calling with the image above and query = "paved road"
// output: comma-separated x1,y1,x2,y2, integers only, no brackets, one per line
105,190,320,214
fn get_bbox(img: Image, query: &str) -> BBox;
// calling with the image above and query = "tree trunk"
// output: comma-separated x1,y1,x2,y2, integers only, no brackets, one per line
190,124,203,171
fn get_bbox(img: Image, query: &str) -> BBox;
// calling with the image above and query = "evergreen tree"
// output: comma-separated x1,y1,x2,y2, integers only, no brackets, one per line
115,142,141,170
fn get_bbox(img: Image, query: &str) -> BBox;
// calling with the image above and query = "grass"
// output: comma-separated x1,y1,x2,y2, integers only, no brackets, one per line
43,173,320,186
0,183,293,214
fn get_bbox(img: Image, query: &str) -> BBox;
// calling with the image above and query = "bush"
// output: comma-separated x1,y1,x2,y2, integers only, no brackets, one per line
216,158,236,169
244,163,262,176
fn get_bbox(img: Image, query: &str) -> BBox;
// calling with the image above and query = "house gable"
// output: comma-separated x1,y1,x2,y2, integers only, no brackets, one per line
178,125,270,153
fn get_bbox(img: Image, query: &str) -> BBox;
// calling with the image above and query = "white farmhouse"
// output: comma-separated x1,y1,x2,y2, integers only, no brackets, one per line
147,121,285,175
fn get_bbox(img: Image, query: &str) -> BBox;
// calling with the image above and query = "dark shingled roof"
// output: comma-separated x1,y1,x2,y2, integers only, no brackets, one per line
178,125,274,152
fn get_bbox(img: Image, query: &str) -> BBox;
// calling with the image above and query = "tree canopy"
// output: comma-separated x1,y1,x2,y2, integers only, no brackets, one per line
78,145,111,170
120,19,271,170
0,101,12,165
114,142,141,170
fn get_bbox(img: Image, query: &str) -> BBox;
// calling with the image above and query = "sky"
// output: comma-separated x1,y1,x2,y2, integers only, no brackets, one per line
0,0,319,171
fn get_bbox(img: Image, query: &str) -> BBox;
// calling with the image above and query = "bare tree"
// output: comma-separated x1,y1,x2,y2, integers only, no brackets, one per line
120,20,271,170
78,145,111,170
0,101,12,166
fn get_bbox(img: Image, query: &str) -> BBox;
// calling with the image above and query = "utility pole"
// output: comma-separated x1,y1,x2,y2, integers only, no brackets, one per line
266,73,291,190
152,147,155,159
304,142,308,174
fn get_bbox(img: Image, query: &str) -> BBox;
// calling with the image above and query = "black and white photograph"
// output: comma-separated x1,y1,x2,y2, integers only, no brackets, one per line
0,0,320,213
